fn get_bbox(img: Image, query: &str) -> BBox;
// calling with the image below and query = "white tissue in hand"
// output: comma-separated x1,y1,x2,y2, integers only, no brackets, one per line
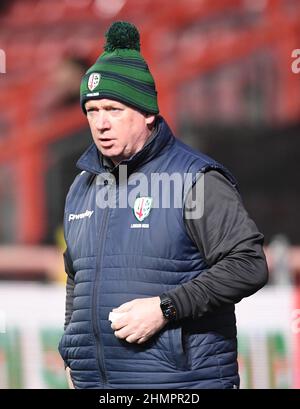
109,311,125,323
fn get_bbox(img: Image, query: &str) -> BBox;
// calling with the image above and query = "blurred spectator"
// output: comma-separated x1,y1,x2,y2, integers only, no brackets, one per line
50,56,89,109
35,55,89,120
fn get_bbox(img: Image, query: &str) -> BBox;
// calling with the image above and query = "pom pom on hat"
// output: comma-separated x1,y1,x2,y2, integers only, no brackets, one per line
104,21,140,52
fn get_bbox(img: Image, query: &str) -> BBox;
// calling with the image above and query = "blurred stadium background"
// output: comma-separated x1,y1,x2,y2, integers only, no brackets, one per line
0,0,300,389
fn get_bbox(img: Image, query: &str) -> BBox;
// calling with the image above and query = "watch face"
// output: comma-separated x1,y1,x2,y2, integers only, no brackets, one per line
161,298,177,320
165,306,176,320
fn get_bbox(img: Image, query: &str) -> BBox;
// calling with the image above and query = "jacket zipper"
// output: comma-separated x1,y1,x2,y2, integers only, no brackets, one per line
92,204,110,386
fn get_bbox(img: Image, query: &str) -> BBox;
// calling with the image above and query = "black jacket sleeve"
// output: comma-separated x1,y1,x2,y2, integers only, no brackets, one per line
63,249,75,330
166,170,269,321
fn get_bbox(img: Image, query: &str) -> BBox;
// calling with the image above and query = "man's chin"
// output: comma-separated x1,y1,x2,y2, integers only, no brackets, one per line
98,148,122,164
98,145,116,156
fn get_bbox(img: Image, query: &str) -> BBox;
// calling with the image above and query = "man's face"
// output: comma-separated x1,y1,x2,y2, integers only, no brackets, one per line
85,99,155,164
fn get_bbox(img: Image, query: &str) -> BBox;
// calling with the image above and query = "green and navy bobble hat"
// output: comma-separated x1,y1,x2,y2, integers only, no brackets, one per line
80,21,159,115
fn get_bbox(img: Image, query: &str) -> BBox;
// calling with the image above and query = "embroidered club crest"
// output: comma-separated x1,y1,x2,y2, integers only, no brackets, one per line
133,197,153,222
88,73,101,91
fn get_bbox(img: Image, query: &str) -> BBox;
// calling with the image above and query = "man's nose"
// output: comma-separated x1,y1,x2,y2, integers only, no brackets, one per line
95,110,110,131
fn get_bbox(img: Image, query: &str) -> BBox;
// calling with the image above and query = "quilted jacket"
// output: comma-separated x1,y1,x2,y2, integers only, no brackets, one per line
58,116,240,389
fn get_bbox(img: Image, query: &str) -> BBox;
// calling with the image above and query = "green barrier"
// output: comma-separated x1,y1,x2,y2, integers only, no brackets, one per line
268,332,290,389
237,334,253,389
40,328,68,389
0,328,22,389
0,328,293,389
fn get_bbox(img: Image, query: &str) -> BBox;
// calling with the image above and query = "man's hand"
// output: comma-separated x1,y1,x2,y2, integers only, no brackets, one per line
111,296,167,344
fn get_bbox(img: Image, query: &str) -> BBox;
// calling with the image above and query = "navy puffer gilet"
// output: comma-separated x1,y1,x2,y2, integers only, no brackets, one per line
58,117,240,389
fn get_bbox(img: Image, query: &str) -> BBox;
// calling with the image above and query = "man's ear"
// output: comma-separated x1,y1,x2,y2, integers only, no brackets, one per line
145,114,156,128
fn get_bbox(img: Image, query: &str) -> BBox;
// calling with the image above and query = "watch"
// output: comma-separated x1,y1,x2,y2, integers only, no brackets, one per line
159,294,177,321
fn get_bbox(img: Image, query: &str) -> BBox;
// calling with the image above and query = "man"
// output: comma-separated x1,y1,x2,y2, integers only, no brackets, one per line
58,21,268,389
